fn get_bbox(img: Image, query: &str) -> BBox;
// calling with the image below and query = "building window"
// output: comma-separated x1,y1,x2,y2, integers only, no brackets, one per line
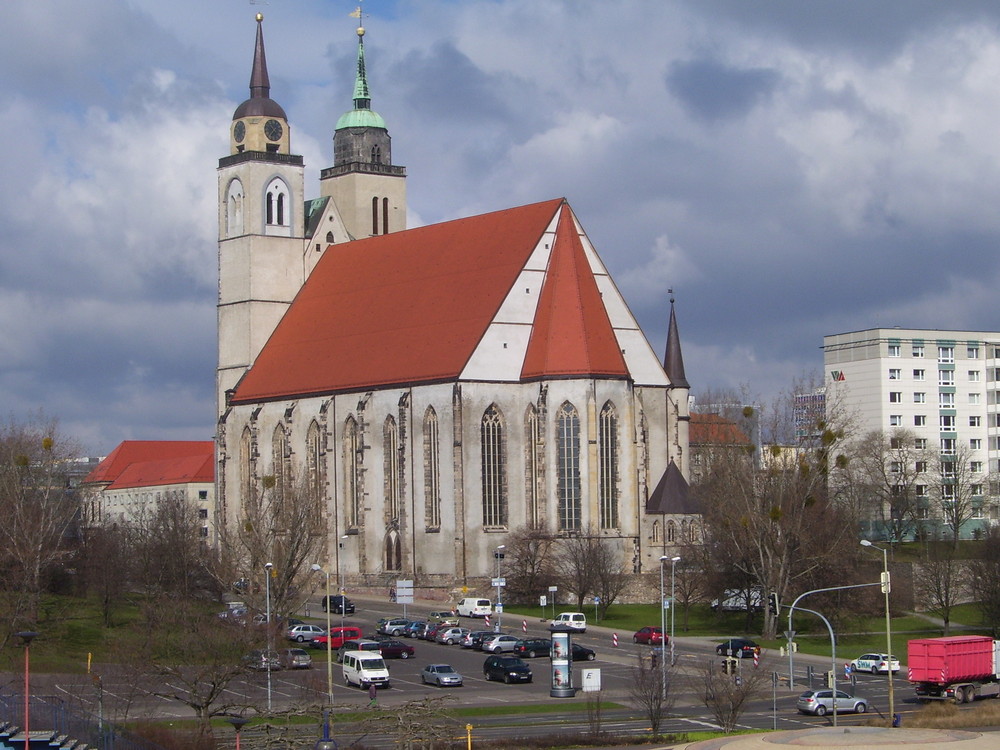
306,420,324,520
344,417,361,527
914,369,925,380
556,401,582,532
525,406,542,528
941,438,956,455
916,484,928,496
970,416,982,427
940,415,956,429
198,508,209,519
890,415,902,426
272,425,290,510
915,437,927,449
383,417,399,520
890,461,902,474
666,520,676,543
598,402,620,530
651,519,660,543
940,393,955,407
939,370,955,386
970,370,981,382
372,196,379,235
888,368,901,380
914,415,926,427
915,460,928,473
971,438,982,450
912,345,925,358
888,344,901,357
969,345,980,359
914,392,926,403
889,392,902,403
972,461,984,473
481,404,508,528
969,392,981,404
265,178,289,227
938,346,954,363
423,408,440,529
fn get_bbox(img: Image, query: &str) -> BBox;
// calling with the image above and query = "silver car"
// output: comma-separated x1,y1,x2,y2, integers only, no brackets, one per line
796,689,868,716
421,663,464,687
435,627,470,645
481,634,520,653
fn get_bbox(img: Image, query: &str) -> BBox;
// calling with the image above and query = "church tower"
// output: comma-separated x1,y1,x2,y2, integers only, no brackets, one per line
320,19,406,238
216,14,306,415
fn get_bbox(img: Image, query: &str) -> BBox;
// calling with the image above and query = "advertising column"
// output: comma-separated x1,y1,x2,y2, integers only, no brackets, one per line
549,627,577,698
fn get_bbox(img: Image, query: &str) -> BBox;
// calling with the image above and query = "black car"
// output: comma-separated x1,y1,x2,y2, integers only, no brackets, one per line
323,595,355,614
572,643,596,661
483,654,532,683
512,637,551,658
716,638,759,658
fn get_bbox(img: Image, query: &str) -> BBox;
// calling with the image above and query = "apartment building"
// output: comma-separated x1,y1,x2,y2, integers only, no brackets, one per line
823,328,999,540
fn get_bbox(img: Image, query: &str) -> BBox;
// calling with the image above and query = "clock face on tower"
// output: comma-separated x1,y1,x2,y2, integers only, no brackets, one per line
233,121,246,143
264,119,283,141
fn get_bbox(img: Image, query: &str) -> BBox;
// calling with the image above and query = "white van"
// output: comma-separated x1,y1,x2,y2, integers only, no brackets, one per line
342,651,390,689
456,597,493,618
554,612,587,632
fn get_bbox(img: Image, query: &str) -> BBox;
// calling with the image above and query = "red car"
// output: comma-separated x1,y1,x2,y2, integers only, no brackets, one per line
378,639,415,659
633,627,664,645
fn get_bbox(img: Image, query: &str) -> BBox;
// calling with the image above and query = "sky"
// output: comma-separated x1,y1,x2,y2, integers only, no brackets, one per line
5,0,1000,456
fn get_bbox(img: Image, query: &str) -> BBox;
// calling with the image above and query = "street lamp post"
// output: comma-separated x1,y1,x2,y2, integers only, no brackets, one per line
336,534,348,630
658,555,670,699
495,545,506,632
311,563,334,706
226,716,249,750
861,539,895,723
17,631,37,748
669,556,680,666
264,561,273,712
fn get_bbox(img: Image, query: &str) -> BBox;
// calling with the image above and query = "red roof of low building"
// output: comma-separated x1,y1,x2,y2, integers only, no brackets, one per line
84,441,214,486
232,198,637,404
689,413,751,446
107,452,214,490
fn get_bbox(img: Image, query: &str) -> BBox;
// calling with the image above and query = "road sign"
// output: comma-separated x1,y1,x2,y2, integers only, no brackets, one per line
491,577,506,587
548,586,558,592
539,595,547,607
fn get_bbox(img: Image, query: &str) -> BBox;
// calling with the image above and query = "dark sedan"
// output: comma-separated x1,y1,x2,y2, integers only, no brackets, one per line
716,638,759,658
378,639,415,659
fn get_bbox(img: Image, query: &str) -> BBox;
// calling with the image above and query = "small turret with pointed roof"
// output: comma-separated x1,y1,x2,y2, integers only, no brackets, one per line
663,293,689,389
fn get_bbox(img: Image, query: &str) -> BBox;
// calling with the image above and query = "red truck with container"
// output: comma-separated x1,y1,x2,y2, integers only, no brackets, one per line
908,635,1000,703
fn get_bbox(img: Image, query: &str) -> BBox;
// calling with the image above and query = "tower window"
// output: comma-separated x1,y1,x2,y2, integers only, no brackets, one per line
371,145,381,164
265,178,290,230
383,197,389,235
372,196,379,235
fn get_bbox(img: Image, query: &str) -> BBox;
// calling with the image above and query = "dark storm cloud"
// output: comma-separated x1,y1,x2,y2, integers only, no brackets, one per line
666,59,781,122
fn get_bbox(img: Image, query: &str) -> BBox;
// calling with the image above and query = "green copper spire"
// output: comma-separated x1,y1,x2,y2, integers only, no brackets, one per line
336,23,386,130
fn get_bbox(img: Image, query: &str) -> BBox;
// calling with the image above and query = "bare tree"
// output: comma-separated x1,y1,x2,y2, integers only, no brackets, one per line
916,542,967,635
503,525,555,604
551,528,629,616
358,696,458,749
628,655,675,734
970,526,1000,636
934,442,990,548
698,660,768,733
77,524,132,627
0,414,81,625
671,543,712,632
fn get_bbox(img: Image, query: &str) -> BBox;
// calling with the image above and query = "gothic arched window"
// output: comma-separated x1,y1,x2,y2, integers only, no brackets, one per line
384,416,399,520
227,179,244,237
423,408,441,529
557,402,581,531
344,417,361,527
265,177,290,229
525,405,541,527
481,404,507,528
598,401,620,530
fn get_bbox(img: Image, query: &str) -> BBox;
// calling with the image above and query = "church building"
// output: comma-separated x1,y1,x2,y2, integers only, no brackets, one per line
216,15,692,597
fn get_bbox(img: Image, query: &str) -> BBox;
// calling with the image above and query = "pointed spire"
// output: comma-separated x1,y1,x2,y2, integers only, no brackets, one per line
352,25,371,110
249,13,271,101
663,292,689,388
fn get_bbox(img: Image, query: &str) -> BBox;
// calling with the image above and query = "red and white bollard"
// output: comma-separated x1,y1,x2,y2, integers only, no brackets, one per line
612,633,619,647
522,619,528,633
484,615,491,628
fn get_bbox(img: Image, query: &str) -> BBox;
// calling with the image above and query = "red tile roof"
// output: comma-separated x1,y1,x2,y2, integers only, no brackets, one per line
107,452,214,490
232,198,639,404
521,205,628,380
689,413,751,446
84,441,214,486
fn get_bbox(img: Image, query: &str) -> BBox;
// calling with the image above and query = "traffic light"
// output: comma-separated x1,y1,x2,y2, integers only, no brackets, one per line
721,657,738,674
825,670,836,688
768,593,779,616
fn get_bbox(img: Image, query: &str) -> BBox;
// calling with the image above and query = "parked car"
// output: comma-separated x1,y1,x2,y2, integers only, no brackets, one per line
411,622,433,640
311,626,364,650
377,618,412,637
421,663,464,687
455,598,493,618
322,595,355,614
435,627,470,645
286,624,326,643
850,653,900,675
278,648,312,669
572,643,596,661
796,689,869,716
513,638,551,658
243,649,281,671
632,627,664,645
711,588,764,612
483,654,532,683
716,638,759,658
336,639,382,663
423,622,448,642
378,639,415,659
402,620,426,638
463,630,495,649
481,634,520,653
428,611,460,627
342,651,390,689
